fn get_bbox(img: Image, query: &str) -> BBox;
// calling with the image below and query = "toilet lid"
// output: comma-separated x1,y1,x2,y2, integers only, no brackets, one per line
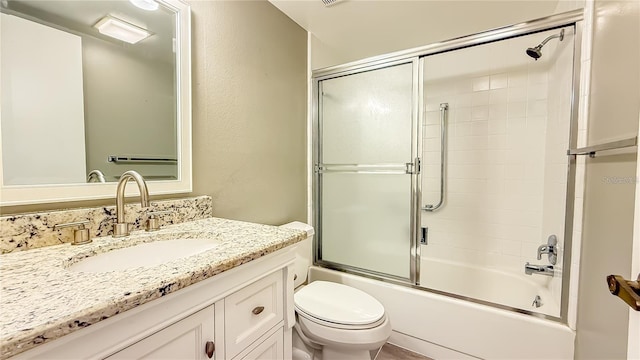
294,281,385,326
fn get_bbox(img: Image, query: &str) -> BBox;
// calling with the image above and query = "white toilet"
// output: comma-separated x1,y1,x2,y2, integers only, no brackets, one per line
281,222,392,360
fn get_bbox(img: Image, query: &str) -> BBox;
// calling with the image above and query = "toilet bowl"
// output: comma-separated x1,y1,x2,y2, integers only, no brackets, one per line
280,222,392,360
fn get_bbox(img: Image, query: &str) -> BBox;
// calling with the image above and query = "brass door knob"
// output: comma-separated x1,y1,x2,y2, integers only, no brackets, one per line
607,274,640,311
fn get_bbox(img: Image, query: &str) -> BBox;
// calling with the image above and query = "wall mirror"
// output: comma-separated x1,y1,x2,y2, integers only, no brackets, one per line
0,0,191,205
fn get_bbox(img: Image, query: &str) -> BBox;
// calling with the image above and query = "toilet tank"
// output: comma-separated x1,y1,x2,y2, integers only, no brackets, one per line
280,222,314,288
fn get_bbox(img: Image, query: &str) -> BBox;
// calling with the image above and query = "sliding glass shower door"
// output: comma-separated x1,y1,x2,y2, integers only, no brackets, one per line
315,61,418,280
313,13,581,322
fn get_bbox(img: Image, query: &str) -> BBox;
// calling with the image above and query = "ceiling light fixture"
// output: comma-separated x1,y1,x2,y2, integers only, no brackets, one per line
321,0,345,6
129,0,159,11
93,16,152,44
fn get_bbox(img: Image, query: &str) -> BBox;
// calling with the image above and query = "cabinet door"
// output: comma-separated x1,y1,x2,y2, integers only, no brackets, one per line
107,306,215,360
237,328,283,360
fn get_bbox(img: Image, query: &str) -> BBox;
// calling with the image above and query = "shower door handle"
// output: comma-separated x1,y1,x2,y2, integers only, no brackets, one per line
406,158,421,175
315,163,413,174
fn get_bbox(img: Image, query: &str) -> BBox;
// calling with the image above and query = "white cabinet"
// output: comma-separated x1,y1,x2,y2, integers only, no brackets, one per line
13,248,296,360
225,271,283,358
107,272,285,360
107,306,215,360
236,327,284,360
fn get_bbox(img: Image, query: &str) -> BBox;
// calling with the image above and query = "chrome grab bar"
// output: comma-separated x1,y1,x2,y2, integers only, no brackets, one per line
423,103,448,212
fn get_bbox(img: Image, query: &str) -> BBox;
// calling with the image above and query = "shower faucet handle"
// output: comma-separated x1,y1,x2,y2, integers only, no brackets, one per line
537,235,558,265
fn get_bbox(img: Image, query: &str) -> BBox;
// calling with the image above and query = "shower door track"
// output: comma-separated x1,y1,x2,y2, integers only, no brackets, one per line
312,8,584,324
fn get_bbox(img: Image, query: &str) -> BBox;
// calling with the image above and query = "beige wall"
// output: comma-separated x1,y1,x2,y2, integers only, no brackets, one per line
1,0,308,225
83,36,177,182
188,0,307,225
575,0,640,358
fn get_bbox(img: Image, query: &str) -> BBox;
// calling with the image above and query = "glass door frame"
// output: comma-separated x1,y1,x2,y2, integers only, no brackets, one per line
311,8,584,323
312,57,422,284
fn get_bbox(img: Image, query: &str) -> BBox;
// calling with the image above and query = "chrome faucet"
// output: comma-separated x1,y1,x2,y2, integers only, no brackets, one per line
537,234,558,265
113,170,149,237
525,262,554,276
87,169,106,183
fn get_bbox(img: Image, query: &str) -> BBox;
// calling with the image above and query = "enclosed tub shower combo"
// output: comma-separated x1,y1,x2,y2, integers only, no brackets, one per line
311,10,584,359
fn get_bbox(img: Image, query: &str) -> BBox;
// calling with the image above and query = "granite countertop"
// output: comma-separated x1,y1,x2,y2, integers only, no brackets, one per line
0,217,306,359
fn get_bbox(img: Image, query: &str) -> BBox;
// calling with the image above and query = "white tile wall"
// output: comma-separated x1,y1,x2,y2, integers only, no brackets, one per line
420,27,576,317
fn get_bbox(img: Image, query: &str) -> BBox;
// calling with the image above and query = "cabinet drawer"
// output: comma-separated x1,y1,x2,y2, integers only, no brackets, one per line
225,271,283,358
236,327,284,360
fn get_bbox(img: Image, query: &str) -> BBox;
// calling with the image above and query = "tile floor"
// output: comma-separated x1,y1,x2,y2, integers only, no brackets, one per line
376,343,433,360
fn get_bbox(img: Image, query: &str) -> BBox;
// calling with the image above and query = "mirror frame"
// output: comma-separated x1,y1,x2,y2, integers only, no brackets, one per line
0,0,192,206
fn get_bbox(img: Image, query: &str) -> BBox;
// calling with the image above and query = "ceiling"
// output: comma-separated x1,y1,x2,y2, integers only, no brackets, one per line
268,0,568,69
2,0,175,63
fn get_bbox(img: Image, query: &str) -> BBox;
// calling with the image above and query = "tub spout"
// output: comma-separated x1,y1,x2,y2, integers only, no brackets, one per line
525,262,554,276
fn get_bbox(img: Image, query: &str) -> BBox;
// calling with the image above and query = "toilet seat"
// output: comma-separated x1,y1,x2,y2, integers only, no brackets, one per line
296,307,387,330
294,281,386,329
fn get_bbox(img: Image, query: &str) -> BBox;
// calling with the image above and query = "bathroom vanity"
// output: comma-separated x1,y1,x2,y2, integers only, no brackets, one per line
0,217,306,359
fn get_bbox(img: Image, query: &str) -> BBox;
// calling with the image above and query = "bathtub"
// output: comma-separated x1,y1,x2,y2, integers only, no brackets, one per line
309,266,575,359
419,257,560,317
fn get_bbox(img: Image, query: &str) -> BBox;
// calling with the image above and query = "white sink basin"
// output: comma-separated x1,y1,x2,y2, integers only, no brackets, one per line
69,238,221,273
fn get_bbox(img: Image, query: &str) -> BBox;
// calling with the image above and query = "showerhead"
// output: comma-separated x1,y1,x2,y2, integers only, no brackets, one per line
526,45,543,60
526,29,565,61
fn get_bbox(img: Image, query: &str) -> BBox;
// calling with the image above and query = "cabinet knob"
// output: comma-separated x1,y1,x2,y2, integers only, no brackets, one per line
252,306,265,315
205,341,215,358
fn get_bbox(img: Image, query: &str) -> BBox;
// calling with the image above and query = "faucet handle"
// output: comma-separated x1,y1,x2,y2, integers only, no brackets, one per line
54,221,91,245
145,210,172,232
537,235,558,264
536,245,548,260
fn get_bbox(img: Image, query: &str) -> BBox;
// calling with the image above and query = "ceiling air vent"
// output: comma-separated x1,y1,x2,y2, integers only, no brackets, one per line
322,0,344,6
